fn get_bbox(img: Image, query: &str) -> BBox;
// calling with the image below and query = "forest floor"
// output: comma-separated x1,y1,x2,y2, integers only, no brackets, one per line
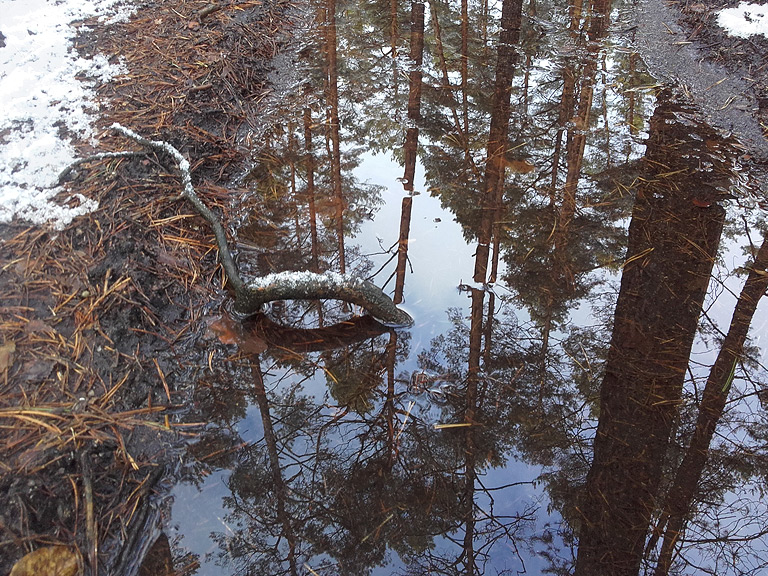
677,0,768,88
0,0,766,573
0,0,303,572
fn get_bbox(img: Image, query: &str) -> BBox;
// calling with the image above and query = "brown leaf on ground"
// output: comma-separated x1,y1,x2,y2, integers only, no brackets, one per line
19,359,56,382
0,340,16,371
9,546,82,576
24,319,55,334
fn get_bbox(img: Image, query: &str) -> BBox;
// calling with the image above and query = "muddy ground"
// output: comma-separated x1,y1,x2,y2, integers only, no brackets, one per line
0,0,303,572
677,0,768,96
673,0,768,159
0,0,766,573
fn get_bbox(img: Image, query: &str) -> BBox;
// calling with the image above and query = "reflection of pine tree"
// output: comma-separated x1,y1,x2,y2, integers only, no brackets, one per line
238,117,384,277
651,233,768,576
323,339,388,413
575,91,730,576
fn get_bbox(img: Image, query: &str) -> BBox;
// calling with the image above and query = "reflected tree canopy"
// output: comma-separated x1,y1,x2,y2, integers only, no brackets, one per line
161,0,768,575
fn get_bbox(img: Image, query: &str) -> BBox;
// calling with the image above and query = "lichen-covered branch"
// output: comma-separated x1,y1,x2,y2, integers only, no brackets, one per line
66,124,413,328
236,271,413,327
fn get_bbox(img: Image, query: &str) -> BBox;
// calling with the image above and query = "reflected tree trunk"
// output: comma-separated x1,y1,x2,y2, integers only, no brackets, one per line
574,93,728,576
481,0,489,51
462,287,484,575
325,0,346,274
462,444,478,576
627,49,639,138
549,65,575,206
428,0,480,178
385,330,399,468
288,126,302,248
251,359,299,576
394,196,412,304
402,1,425,191
556,0,611,243
538,292,554,396
395,1,424,304
651,233,768,576
482,291,495,365
548,0,583,205
304,106,320,273
473,0,523,283
391,0,399,101
461,0,470,138
600,56,611,165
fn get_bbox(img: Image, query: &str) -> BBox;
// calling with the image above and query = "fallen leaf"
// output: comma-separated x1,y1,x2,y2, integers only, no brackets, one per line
10,546,82,576
24,319,55,334
20,359,56,382
207,316,268,354
208,316,240,345
0,341,16,371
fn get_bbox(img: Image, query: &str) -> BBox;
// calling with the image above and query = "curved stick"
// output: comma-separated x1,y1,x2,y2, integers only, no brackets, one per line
72,124,413,327
236,271,413,326
247,314,389,353
107,124,245,296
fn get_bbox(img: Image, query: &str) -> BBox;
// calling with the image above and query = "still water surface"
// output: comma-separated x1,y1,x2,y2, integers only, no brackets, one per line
166,0,768,574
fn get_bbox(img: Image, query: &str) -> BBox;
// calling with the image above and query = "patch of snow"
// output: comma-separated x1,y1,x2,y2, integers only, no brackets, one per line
0,0,133,229
717,2,768,38
246,271,365,291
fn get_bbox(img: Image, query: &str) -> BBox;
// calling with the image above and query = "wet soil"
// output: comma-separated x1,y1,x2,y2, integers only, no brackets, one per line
665,0,768,158
676,0,768,89
629,0,768,179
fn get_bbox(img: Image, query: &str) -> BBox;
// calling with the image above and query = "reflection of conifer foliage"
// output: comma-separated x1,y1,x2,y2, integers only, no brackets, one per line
239,121,384,275
416,304,629,563
412,0,649,333
323,338,388,413
418,308,593,472
202,370,474,575
500,188,630,327
168,0,768,572
335,0,409,152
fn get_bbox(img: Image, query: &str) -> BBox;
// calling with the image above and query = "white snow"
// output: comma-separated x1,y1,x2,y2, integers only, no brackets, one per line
0,0,132,229
717,2,768,38
246,271,364,291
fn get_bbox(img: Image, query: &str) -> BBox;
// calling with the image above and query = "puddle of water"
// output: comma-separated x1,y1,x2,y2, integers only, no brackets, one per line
163,0,768,574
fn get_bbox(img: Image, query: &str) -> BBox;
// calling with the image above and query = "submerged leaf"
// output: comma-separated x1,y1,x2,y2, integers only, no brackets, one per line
207,315,267,354
208,315,240,345
10,546,82,576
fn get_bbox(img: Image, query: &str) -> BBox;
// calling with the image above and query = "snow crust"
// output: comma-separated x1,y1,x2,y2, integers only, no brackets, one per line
246,271,364,291
717,2,768,38
0,0,132,229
